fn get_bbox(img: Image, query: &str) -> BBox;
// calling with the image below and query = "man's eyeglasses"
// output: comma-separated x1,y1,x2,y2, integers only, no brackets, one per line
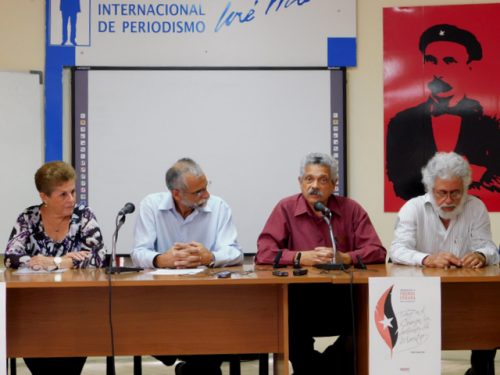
302,176,331,186
433,189,462,200
183,181,211,197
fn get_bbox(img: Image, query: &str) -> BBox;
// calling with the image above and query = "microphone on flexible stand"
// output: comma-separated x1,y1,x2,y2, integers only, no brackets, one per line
118,202,135,216
106,202,143,274
312,201,349,271
313,201,332,217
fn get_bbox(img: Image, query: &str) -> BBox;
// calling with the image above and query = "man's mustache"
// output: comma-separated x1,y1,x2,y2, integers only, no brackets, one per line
307,188,323,197
440,204,456,210
195,199,208,208
428,77,452,94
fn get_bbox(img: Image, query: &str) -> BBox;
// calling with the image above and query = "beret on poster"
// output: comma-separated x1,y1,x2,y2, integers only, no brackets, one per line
419,24,482,62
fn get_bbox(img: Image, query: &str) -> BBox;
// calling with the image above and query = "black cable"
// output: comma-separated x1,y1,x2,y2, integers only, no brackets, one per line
107,269,116,375
106,215,120,375
349,270,358,375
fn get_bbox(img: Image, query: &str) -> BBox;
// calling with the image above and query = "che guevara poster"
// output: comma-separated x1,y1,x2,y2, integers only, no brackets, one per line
384,4,500,212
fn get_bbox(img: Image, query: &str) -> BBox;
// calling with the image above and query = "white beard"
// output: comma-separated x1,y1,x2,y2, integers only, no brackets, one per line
430,194,466,220
181,197,208,210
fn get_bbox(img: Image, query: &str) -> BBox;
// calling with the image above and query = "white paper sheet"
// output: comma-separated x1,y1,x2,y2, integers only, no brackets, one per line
148,268,205,276
13,268,68,275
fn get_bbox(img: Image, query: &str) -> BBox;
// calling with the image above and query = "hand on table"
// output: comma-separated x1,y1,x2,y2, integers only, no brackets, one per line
156,242,213,269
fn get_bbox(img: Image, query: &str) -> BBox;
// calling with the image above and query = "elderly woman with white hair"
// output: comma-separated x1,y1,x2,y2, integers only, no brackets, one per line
390,151,498,375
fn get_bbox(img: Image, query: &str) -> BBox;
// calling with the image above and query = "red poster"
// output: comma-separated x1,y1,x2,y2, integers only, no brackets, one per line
384,4,500,212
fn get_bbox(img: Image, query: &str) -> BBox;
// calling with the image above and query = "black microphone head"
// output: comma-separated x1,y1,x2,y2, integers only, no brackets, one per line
119,202,135,215
313,201,332,217
313,201,326,212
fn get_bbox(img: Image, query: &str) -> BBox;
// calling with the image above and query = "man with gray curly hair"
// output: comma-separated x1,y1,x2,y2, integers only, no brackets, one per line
256,152,386,375
390,151,498,375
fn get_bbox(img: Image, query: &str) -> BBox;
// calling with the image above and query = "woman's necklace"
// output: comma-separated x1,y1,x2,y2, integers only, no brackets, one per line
46,216,67,232
52,218,65,232
41,207,69,233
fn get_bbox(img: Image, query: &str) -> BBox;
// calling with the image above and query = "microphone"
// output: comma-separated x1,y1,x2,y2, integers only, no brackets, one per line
313,201,331,217
106,202,142,274
312,201,350,271
355,255,367,270
273,250,286,269
118,202,135,216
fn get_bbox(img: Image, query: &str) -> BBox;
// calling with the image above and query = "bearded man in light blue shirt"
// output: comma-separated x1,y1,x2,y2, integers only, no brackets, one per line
132,157,243,270
131,157,243,375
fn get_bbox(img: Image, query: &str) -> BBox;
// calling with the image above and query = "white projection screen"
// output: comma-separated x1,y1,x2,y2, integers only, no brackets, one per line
73,68,345,255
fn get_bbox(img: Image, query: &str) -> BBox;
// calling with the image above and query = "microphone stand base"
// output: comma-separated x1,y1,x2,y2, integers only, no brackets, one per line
314,263,350,271
106,266,143,274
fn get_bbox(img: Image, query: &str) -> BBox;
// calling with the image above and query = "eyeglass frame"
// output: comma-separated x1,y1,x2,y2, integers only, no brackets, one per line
181,180,212,197
432,188,463,200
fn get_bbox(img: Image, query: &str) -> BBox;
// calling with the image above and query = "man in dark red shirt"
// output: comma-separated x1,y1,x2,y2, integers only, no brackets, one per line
256,152,386,374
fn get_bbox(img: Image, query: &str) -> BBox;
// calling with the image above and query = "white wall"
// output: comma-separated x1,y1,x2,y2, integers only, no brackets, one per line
0,1,45,72
1,0,498,251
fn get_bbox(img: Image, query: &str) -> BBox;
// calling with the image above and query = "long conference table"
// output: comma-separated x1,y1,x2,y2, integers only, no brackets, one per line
2,263,499,375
